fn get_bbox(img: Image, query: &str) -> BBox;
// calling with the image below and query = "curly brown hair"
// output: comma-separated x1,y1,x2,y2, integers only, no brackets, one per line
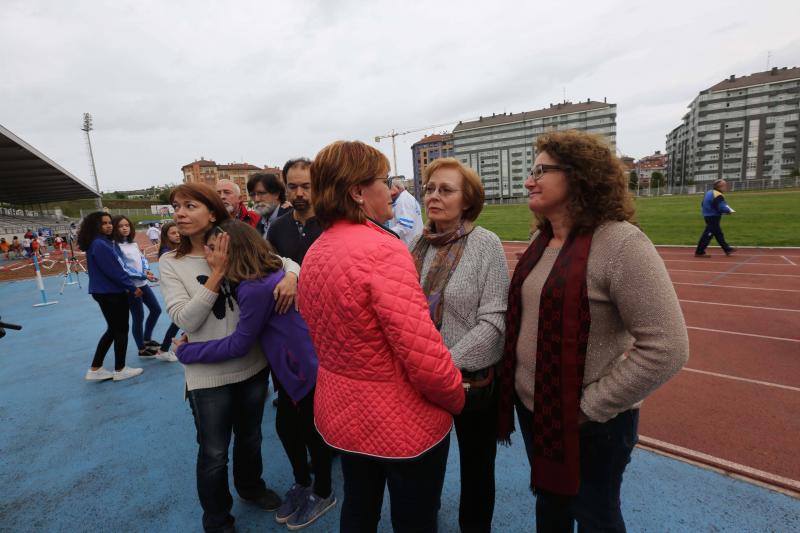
534,130,636,232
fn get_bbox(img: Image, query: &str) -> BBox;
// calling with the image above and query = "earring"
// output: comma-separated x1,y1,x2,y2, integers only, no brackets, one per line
358,200,364,204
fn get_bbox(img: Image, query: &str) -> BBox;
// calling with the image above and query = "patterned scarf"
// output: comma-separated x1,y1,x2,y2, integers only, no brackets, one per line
410,222,471,329
497,223,593,496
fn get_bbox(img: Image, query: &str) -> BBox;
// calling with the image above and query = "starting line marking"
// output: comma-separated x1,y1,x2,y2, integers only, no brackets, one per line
687,326,800,343
637,436,800,493
668,268,800,278
682,367,800,393
784,256,798,266
673,282,800,293
679,299,800,313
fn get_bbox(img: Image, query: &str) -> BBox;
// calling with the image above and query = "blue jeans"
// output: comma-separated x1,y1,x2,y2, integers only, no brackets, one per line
516,398,639,533
160,322,180,352
339,434,450,533
187,369,269,532
127,284,161,349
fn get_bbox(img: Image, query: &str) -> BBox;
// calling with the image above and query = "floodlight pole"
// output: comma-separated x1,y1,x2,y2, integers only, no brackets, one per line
82,113,103,210
375,130,399,178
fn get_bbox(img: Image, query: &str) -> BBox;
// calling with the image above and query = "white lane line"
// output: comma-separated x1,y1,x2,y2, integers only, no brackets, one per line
784,256,798,266
664,259,798,267
669,268,800,278
682,367,800,393
637,436,800,492
687,326,800,343
679,299,800,312
673,282,800,293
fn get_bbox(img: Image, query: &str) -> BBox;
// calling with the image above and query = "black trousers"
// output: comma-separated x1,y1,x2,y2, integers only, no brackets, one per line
516,398,638,533
453,391,498,533
339,434,450,533
91,292,130,370
695,216,733,254
275,381,332,498
187,369,269,533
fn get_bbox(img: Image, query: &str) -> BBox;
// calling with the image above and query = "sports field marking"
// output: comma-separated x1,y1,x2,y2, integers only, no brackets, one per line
686,326,800,343
663,259,798,267
673,282,800,293
682,367,800,393
638,436,800,493
668,269,800,278
783,256,798,266
679,299,800,312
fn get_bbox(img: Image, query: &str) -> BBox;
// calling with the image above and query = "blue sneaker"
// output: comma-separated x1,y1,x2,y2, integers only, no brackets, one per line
275,483,309,524
286,492,336,530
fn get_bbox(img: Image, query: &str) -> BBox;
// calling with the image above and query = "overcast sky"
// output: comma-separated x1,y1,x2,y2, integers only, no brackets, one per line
2,0,799,192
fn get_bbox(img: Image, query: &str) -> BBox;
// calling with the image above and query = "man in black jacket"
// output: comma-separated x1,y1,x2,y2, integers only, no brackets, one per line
267,158,321,265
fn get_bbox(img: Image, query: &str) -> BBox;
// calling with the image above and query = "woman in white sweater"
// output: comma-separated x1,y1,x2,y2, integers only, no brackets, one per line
112,215,162,358
159,183,300,533
409,158,510,533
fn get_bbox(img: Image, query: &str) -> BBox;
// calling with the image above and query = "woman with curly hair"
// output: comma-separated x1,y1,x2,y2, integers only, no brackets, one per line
78,211,143,382
496,130,689,532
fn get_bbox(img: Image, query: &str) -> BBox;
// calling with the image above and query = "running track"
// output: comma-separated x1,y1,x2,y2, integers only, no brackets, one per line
503,242,800,494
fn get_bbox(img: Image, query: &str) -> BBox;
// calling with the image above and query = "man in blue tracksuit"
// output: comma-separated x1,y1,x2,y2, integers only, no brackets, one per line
695,179,736,257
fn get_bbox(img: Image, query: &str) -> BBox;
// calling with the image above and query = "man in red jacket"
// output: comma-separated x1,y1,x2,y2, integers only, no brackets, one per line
216,179,261,229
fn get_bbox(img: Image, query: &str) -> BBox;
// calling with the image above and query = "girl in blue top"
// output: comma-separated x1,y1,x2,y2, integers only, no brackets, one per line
78,211,143,382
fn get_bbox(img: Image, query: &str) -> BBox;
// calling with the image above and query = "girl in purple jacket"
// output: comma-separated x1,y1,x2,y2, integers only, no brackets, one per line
173,219,335,530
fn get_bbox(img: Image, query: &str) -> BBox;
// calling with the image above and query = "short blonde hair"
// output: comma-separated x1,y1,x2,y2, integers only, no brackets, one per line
423,158,485,222
311,141,390,230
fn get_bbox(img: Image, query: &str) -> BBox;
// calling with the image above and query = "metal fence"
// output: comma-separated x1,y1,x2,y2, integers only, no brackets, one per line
484,176,800,204
78,208,158,218
633,176,800,197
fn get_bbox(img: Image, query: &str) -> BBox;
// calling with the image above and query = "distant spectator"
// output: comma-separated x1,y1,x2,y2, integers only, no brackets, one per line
216,179,261,229
694,179,736,258
37,233,47,256
11,236,22,258
248,172,293,239
0,238,9,259
22,236,32,257
30,236,40,257
146,223,160,246
387,178,423,244
24,229,33,239
54,234,64,252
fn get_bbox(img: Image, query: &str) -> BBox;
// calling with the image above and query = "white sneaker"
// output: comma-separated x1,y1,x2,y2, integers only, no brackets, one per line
155,350,178,362
85,368,114,381
113,366,144,381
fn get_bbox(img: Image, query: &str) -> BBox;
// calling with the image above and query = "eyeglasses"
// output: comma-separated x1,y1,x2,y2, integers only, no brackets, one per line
423,184,461,197
529,164,571,182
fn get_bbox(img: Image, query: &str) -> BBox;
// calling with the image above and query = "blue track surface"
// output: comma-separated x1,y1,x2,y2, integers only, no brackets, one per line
1,268,798,532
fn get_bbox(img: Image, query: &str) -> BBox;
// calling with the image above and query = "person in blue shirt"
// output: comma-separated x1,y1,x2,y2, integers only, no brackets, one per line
695,179,736,257
77,211,144,382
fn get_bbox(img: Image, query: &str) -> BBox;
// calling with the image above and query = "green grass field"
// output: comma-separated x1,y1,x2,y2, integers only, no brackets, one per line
474,190,800,246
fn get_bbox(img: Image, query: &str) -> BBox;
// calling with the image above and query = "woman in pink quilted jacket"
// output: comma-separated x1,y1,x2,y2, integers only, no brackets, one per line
298,140,465,533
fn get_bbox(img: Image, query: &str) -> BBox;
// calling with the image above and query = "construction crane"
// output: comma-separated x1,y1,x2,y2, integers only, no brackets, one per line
374,120,463,179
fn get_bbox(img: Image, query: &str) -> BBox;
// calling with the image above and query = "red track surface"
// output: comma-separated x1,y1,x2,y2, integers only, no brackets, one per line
503,242,800,492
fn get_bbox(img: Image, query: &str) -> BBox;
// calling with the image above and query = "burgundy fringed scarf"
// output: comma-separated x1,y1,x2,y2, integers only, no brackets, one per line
497,224,593,496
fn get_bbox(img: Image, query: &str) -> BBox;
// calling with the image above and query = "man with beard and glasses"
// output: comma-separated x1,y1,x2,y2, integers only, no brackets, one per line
267,158,321,265
247,173,293,239
216,179,262,229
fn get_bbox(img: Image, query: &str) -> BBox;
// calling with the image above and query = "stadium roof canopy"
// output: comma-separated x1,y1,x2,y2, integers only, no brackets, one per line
0,124,100,204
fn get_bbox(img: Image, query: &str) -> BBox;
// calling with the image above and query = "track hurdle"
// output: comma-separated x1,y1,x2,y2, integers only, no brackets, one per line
31,254,58,307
